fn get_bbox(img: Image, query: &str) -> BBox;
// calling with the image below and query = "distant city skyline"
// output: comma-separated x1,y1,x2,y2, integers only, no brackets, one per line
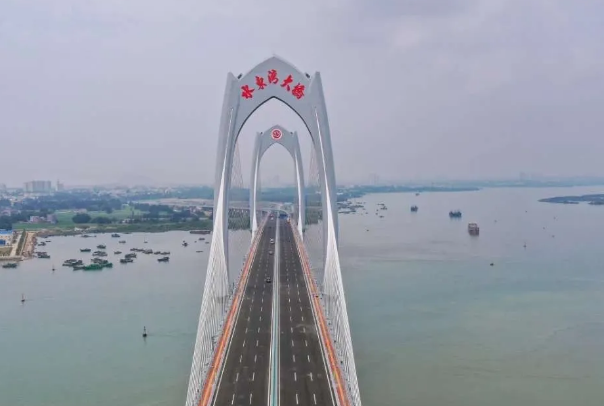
4,173,604,190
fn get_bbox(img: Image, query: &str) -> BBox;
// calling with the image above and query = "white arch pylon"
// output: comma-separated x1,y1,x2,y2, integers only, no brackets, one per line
250,125,305,239
186,56,361,406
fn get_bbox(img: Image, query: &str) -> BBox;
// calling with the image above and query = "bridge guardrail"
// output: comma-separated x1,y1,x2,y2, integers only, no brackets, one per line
194,215,269,406
290,222,353,406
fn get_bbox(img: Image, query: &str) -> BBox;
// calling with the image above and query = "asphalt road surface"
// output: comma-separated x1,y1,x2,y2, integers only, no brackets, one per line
279,220,336,406
212,217,276,406
211,216,335,406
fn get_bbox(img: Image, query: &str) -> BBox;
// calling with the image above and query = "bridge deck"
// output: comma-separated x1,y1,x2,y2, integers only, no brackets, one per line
279,219,335,406
210,217,335,406
212,218,275,406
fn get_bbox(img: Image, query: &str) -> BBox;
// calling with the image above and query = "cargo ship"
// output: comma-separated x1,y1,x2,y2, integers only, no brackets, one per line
468,223,479,236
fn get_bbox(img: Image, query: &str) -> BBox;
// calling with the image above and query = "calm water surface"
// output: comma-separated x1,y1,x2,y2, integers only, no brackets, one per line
1,187,604,406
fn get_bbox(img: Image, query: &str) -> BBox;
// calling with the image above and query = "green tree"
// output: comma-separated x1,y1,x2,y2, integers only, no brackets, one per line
91,216,112,224
72,213,92,224
0,216,12,230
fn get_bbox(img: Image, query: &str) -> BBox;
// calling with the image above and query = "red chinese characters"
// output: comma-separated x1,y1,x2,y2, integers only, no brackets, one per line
255,76,266,90
240,69,306,99
291,83,305,99
280,74,293,91
241,85,254,99
267,69,279,84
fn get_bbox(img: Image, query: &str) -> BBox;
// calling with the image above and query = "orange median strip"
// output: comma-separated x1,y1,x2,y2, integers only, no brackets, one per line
196,220,266,406
294,228,351,406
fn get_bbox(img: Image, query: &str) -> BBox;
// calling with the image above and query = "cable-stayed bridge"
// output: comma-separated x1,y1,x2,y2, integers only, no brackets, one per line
185,57,361,406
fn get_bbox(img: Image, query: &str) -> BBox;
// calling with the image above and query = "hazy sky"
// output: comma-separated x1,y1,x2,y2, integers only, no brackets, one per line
2,0,604,187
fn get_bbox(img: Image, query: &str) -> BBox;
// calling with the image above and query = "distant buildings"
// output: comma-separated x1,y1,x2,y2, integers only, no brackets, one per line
28,214,57,224
56,180,65,191
0,229,13,247
0,183,6,192
24,180,52,193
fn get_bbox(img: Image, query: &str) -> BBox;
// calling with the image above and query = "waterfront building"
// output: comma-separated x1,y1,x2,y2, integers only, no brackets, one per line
0,229,13,246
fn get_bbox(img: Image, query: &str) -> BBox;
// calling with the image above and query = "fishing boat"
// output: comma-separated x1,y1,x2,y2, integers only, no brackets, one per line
468,223,480,236
2,262,18,269
83,264,103,271
96,244,106,249
80,248,92,253
157,256,170,262
410,205,418,212
449,210,462,218
111,233,121,238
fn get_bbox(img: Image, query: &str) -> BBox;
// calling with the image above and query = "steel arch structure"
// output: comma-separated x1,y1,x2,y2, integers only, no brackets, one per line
185,56,361,406
250,125,305,239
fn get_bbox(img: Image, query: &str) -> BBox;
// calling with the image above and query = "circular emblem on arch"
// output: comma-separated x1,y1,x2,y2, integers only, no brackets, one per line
271,129,283,140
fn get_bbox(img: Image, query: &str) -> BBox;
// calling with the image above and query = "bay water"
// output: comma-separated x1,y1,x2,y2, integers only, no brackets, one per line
1,187,604,406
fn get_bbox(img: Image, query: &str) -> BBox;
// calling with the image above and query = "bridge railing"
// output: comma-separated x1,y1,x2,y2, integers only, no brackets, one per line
185,208,268,406
291,220,362,406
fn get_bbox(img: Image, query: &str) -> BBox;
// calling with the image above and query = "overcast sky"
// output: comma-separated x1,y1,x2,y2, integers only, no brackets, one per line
2,0,604,187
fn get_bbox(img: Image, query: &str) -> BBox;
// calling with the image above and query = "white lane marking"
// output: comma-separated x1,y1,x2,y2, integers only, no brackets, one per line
262,297,264,303
260,306,263,312
254,354,257,363
296,393,299,405
239,355,242,363
252,371,255,381
290,327,293,333
292,354,296,363
245,328,248,333
243,340,246,347
301,316,304,321
307,354,310,362
256,339,259,347
305,340,308,347
313,393,317,404
231,393,235,405
259,316,262,321
289,306,292,312
258,327,260,333
236,372,239,381
291,339,294,347
294,371,297,381
249,393,253,405
300,306,303,312
310,372,313,381
303,327,306,333
247,316,250,321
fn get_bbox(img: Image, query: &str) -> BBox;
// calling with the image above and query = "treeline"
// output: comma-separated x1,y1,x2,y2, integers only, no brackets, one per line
15,193,122,212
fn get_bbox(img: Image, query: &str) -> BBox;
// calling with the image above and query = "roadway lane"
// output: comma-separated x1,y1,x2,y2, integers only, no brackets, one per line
279,220,336,406
212,217,276,406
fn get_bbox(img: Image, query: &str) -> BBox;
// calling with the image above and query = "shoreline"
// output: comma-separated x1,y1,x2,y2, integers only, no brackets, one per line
19,222,215,238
